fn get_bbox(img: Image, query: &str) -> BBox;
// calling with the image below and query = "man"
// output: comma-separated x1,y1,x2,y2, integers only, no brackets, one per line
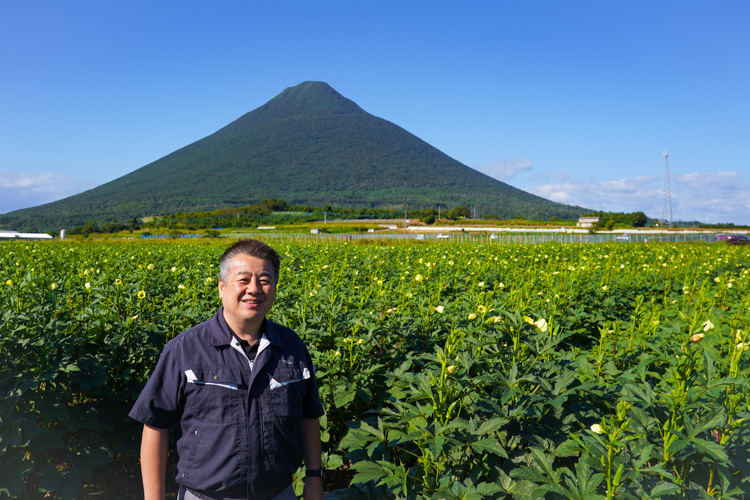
130,239,325,500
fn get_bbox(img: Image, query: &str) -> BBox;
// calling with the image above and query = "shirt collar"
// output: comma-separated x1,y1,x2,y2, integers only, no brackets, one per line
209,307,284,349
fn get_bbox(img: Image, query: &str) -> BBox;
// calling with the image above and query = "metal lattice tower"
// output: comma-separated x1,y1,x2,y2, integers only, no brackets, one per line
661,151,673,227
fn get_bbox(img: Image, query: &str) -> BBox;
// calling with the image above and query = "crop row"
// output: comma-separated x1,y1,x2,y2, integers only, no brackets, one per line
1,240,749,499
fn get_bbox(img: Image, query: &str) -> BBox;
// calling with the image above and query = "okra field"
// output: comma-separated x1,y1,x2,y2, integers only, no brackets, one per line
1,239,749,499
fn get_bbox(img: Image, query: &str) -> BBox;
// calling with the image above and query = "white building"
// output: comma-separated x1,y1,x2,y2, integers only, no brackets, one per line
576,217,600,228
0,231,54,241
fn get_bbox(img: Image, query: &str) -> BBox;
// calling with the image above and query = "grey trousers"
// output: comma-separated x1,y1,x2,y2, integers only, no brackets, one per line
178,483,296,500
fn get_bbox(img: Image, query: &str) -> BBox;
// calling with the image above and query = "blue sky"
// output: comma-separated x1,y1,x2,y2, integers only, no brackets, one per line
2,1,749,225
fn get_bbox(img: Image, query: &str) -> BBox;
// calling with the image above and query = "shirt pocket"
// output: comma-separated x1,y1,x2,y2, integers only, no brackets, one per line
184,368,244,423
268,366,307,418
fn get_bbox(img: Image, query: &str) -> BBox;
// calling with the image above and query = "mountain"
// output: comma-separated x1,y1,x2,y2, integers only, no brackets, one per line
1,82,588,230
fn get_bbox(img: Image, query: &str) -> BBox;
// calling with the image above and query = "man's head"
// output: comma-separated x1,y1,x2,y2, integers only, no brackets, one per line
218,239,281,338
219,239,280,283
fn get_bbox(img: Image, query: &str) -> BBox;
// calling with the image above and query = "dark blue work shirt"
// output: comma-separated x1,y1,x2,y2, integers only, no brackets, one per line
129,308,325,499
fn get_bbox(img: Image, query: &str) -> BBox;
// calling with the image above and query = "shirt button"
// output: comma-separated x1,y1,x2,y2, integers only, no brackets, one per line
214,375,219,380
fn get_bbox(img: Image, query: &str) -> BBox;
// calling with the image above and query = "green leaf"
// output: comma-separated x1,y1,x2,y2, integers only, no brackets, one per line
649,481,681,497
476,417,508,435
510,466,555,485
691,436,729,463
0,451,34,497
622,381,654,406
690,410,725,437
0,424,23,452
350,460,400,486
325,453,344,469
510,449,560,485
334,388,357,408
555,438,582,458
38,465,85,500
573,461,605,498
475,482,508,495
470,437,508,457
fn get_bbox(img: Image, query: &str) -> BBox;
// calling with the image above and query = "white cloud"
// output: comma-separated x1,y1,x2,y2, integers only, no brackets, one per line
529,176,659,210
523,171,750,225
671,171,750,224
0,171,96,214
475,159,532,180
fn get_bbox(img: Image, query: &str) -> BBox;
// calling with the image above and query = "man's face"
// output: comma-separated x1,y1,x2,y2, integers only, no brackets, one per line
218,253,277,335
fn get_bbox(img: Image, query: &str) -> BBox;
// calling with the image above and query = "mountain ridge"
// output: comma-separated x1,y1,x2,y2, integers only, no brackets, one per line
1,82,588,230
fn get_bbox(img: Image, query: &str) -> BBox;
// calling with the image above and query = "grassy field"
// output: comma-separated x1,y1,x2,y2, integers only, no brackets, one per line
1,239,749,499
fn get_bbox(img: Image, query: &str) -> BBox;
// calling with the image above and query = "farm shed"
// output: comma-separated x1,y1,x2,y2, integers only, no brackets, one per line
576,217,600,228
0,231,53,241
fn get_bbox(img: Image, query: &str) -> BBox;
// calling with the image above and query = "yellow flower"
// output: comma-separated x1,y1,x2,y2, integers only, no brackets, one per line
6,279,13,286
84,282,91,290
415,274,424,282
468,313,477,320
178,284,186,290
50,283,57,290
702,319,715,332
435,305,444,314
691,333,705,343
533,318,548,332
478,282,485,288
171,266,178,272
147,264,154,270
206,277,213,284
523,316,534,324
114,279,123,286
137,290,146,299
477,305,486,313
446,365,456,374
386,307,397,314
737,342,749,351
590,423,604,434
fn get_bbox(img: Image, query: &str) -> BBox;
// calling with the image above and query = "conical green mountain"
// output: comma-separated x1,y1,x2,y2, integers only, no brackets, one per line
1,82,587,229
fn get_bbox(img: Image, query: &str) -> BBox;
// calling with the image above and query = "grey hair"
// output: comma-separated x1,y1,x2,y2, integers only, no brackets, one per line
219,239,280,283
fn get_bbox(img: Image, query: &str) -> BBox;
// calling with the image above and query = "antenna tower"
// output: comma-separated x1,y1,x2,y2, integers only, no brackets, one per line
661,151,673,227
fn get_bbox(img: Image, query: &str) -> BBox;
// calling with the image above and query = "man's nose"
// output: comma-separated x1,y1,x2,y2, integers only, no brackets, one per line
245,277,262,293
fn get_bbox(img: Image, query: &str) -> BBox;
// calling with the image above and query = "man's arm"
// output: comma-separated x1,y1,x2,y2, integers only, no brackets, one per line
141,424,169,500
300,417,323,500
